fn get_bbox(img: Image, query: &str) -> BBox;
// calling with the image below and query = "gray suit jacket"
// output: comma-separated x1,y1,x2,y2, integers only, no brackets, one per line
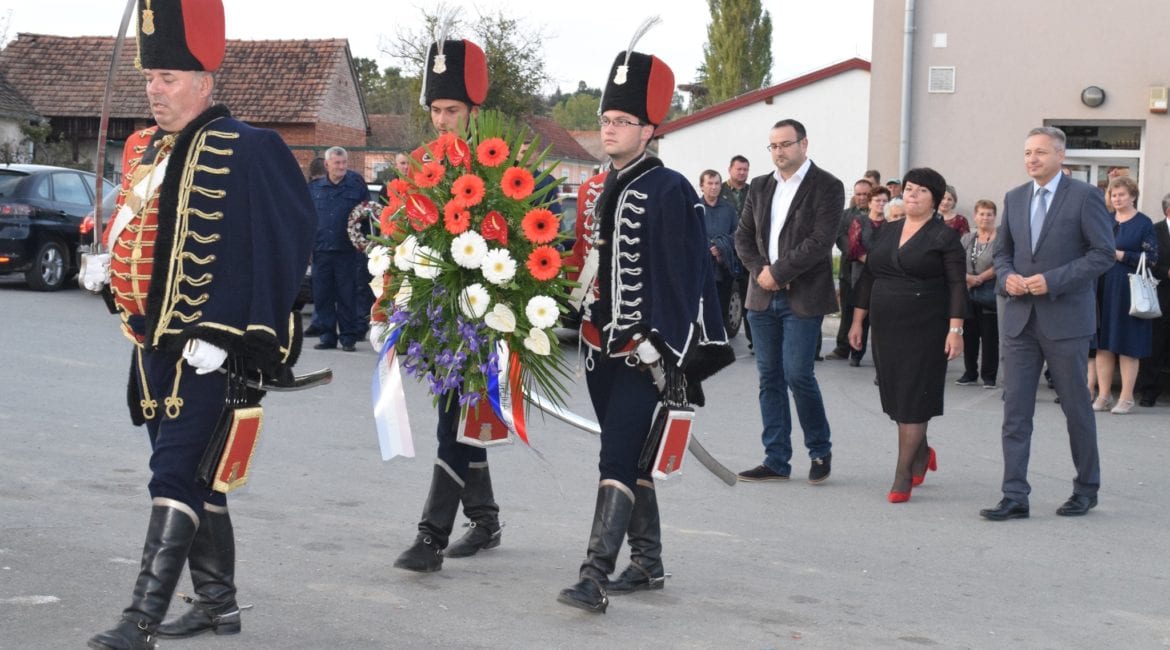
734,161,844,317
993,175,1114,340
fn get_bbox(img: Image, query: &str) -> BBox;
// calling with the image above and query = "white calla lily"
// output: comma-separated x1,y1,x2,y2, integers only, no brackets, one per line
523,327,551,356
484,302,517,333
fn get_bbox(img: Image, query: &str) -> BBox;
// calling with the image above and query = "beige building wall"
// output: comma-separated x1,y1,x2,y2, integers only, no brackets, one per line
659,70,871,196
869,0,1170,218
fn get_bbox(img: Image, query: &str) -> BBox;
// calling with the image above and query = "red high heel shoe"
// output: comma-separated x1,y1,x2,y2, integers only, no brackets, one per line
911,447,938,487
887,489,911,503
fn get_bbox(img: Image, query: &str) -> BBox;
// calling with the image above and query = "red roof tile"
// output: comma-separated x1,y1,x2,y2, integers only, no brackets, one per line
0,33,354,124
0,74,39,120
524,116,596,163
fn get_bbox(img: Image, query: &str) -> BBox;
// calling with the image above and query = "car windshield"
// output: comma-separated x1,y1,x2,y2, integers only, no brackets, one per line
0,172,25,199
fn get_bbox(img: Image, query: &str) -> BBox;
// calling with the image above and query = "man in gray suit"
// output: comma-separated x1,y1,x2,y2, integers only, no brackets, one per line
734,119,843,484
980,126,1114,521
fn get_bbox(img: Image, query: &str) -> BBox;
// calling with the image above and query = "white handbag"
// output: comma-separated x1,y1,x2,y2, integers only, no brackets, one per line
1128,252,1162,319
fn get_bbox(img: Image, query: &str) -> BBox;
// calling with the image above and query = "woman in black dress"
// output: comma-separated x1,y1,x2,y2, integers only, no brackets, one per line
848,168,967,503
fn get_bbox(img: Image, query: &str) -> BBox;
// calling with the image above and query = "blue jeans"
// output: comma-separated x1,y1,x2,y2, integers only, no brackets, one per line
747,292,831,475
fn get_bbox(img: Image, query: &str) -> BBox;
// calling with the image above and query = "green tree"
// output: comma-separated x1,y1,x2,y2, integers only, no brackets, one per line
353,57,420,115
697,0,773,106
384,9,550,118
551,93,599,131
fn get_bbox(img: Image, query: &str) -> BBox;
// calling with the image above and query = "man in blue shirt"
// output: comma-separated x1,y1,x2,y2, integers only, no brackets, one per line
308,146,367,351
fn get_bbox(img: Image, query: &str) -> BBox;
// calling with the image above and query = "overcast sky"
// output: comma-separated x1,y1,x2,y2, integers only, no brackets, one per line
1,0,872,94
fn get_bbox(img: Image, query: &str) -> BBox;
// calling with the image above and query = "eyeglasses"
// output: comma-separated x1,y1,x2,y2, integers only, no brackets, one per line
766,139,804,152
598,116,645,129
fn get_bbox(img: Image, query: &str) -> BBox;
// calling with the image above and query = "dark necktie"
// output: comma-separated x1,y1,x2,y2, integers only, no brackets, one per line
1031,187,1048,252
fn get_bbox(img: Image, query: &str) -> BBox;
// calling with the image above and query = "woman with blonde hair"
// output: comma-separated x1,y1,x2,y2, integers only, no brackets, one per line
1093,175,1159,414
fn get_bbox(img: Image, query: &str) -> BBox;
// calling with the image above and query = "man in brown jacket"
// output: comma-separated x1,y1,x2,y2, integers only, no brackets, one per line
734,119,844,484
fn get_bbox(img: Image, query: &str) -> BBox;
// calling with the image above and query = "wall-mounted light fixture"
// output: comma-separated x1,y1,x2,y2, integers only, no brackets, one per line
1080,86,1106,108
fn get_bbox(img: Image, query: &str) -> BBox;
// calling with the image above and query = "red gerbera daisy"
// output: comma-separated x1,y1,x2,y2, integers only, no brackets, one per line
521,208,558,244
413,161,446,188
379,206,401,237
476,138,510,167
526,245,562,281
383,178,414,214
501,167,535,200
450,174,486,207
443,201,471,234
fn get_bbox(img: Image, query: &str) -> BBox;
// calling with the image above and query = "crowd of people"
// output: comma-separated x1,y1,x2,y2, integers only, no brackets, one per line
80,3,1170,644
687,126,1168,511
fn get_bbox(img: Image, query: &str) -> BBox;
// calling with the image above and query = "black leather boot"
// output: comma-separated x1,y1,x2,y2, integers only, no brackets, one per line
444,463,502,558
88,502,199,650
157,506,240,638
608,481,666,594
394,464,463,572
556,481,635,614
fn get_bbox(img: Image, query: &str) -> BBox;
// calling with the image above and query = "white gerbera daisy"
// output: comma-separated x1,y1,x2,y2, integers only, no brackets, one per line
480,248,517,286
412,245,442,279
459,283,491,319
525,295,558,329
367,245,392,276
394,235,417,272
451,231,488,269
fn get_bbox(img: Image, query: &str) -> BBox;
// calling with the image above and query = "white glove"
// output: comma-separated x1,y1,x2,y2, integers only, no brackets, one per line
635,340,661,365
368,322,389,350
182,339,228,375
79,253,110,292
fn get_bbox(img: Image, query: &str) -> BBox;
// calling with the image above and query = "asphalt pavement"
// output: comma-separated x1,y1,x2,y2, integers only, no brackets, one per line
2,279,1169,649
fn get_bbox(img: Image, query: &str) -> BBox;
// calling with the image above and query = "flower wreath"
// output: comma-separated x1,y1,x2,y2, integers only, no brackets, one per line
368,110,575,416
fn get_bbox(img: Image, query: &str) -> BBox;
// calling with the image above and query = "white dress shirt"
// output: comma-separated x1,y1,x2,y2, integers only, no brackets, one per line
768,157,812,263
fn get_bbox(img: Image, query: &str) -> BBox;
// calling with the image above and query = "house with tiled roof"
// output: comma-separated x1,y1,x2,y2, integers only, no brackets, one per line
0,74,42,163
0,33,368,179
654,58,871,191
525,116,598,191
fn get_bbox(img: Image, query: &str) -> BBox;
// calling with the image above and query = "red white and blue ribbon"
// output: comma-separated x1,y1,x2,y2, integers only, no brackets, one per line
484,342,529,445
372,327,414,460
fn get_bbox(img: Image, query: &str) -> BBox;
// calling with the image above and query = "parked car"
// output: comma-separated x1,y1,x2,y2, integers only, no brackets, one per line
368,183,384,204
0,164,117,291
556,192,577,252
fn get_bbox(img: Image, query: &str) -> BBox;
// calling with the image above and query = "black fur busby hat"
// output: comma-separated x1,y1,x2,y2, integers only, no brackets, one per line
419,39,489,108
599,17,674,126
136,0,225,72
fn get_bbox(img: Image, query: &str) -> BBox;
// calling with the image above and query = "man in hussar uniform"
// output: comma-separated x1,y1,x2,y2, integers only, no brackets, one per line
383,32,510,573
82,1,315,647
557,19,734,614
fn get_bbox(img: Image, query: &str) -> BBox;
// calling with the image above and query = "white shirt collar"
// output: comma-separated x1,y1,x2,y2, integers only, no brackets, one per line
773,157,812,184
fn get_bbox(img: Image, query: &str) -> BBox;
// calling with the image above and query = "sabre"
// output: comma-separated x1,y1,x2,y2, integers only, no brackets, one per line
87,0,137,253
523,389,738,486
215,366,333,392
